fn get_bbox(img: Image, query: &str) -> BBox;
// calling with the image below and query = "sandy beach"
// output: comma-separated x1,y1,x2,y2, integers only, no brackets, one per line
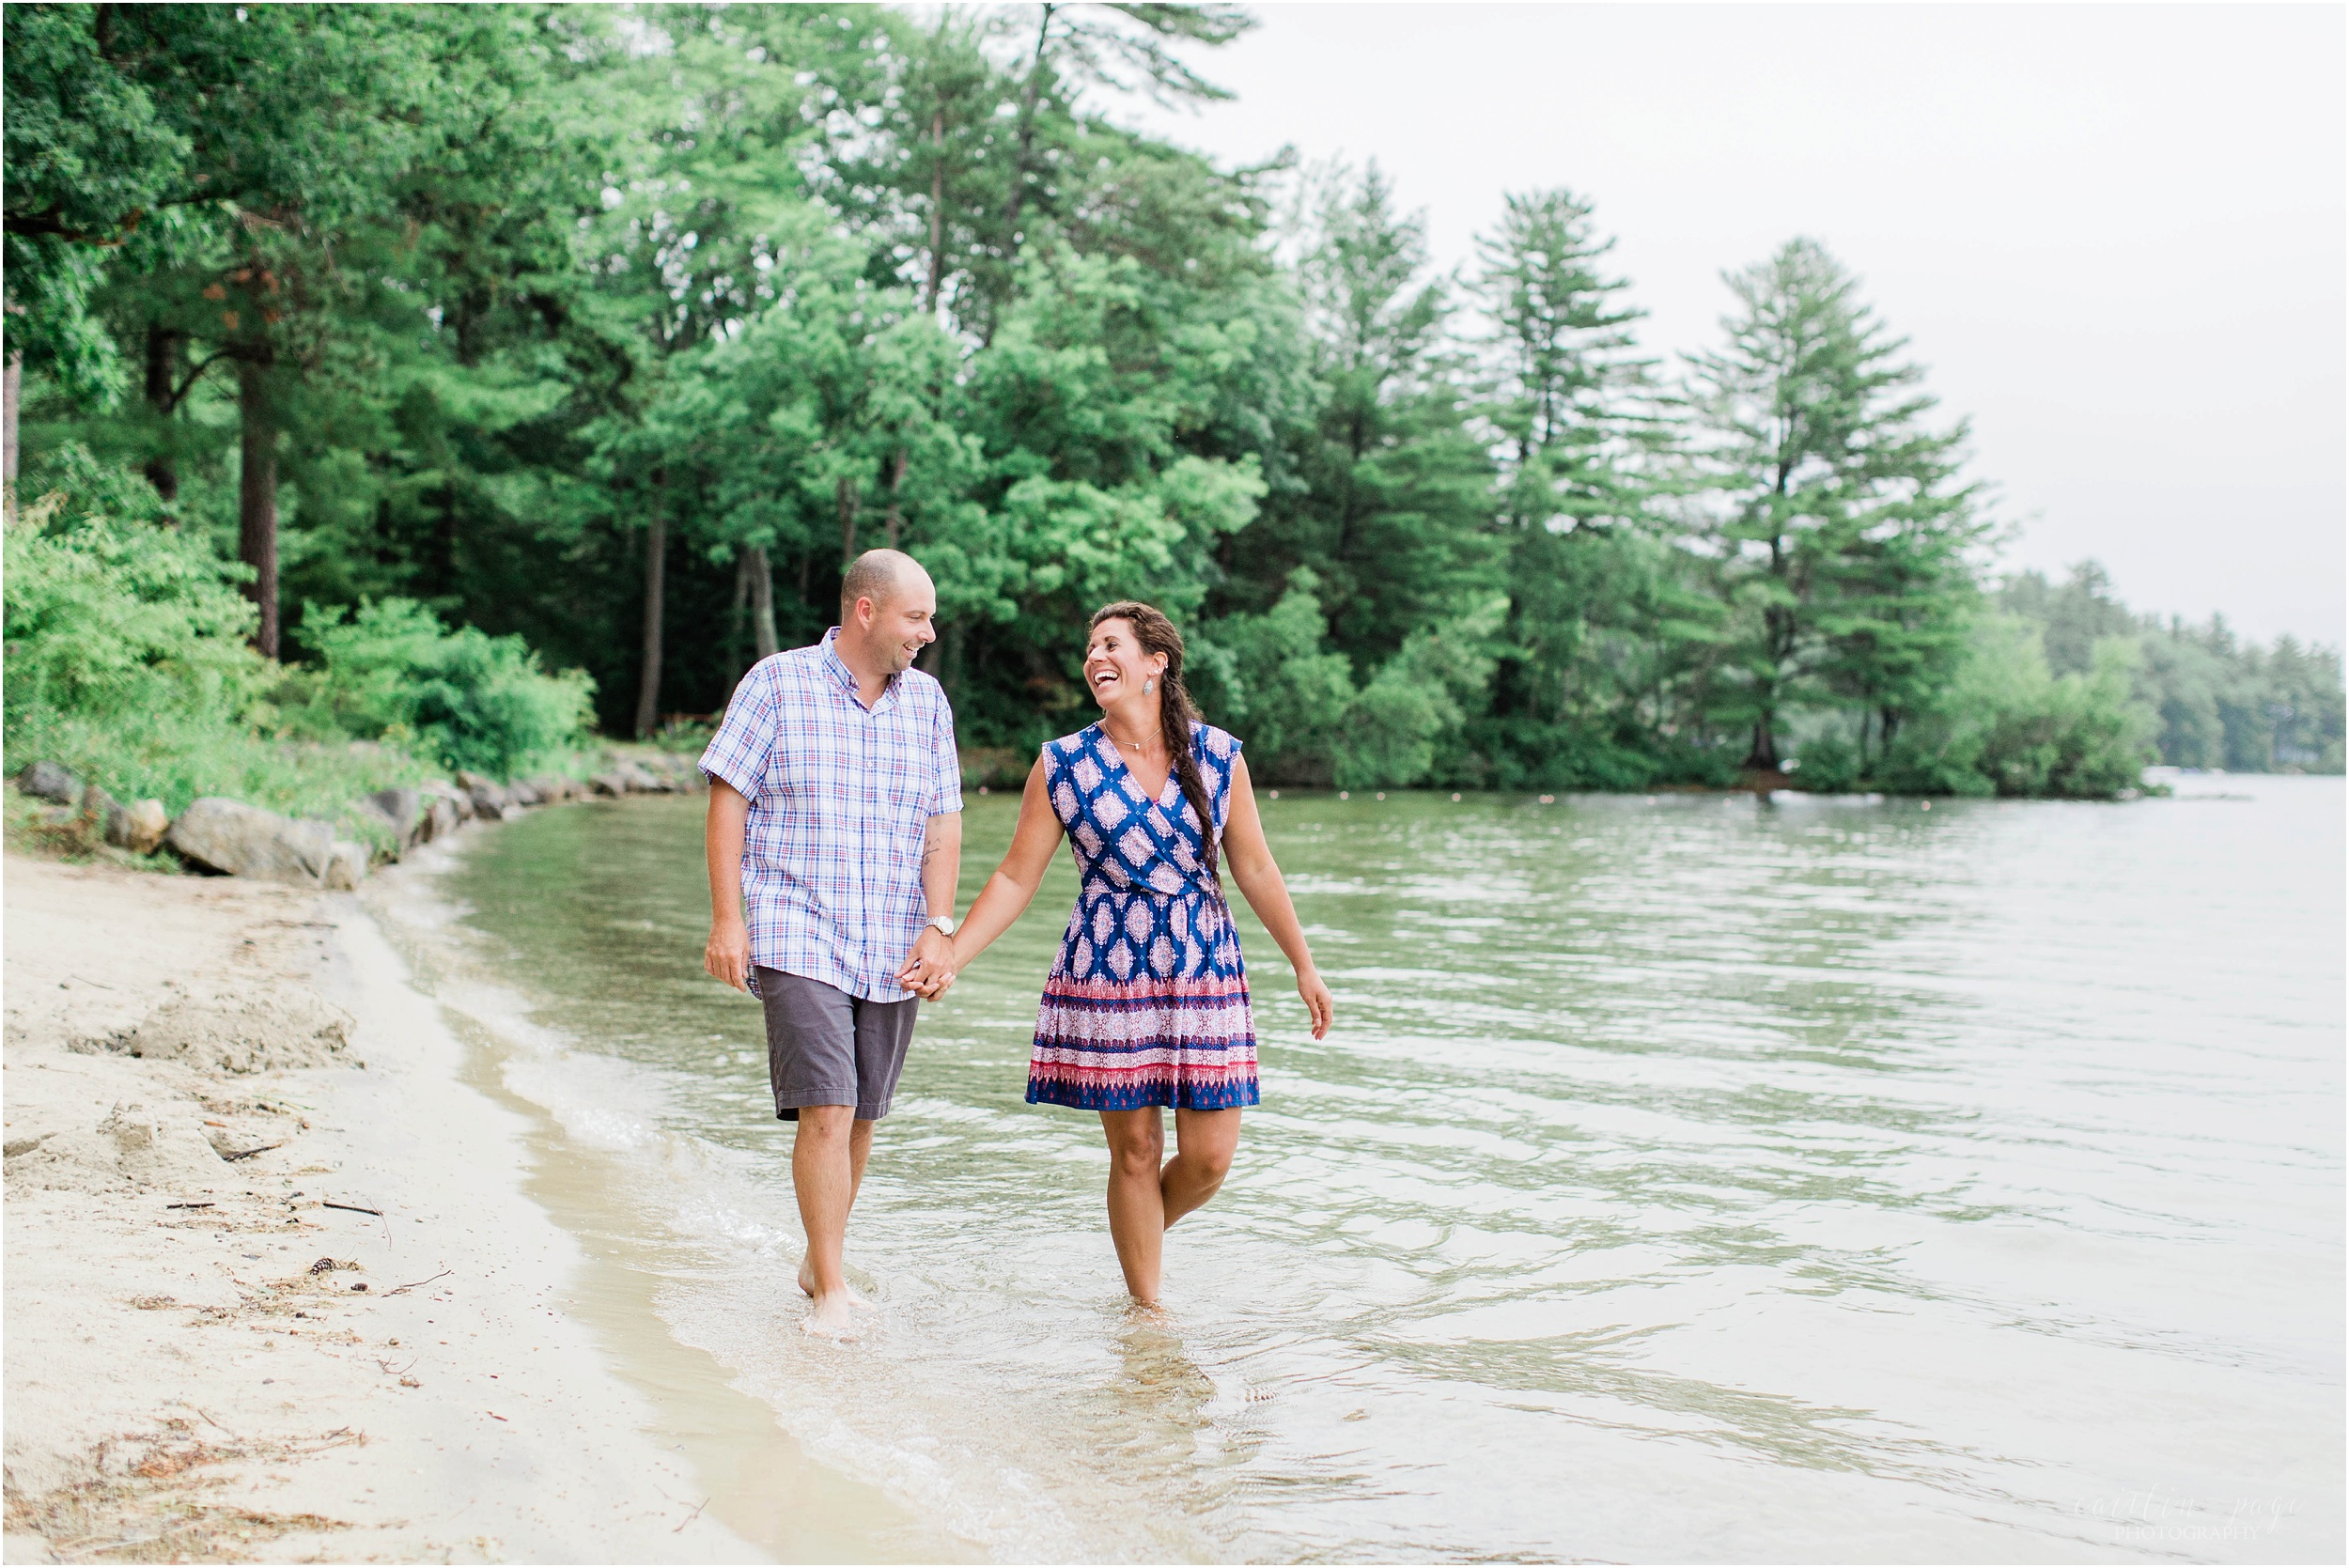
2,849,764,1563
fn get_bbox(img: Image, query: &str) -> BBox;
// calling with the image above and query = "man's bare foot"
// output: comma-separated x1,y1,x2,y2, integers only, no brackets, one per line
798,1256,871,1308
801,1290,860,1341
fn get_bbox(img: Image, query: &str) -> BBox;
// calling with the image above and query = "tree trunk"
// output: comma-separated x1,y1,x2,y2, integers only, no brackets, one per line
837,474,859,565
1,347,18,501
1743,717,1779,772
1002,4,1054,235
746,543,780,660
885,449,907,548
236,359,280,660
143,324,181,504
727,548,751,675
924,109,947,314
633,475,666,738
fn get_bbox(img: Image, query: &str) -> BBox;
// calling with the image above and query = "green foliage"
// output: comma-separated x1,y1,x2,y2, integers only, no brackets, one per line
1876,617,2155,799
2,455,261,729
2000,564,2344,773
2,454,433,816
7,8,2330,808
290,599,596,782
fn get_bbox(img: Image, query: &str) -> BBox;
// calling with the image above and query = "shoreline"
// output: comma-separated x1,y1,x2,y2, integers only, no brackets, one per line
1,848,767,1562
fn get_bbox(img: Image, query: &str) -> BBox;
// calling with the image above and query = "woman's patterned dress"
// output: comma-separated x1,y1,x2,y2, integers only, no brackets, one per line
1025,720,1260,1111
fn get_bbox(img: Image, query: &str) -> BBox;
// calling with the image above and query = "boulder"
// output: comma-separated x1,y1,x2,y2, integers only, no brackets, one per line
506,778,543,807
119,798,169,856
323,840,369,890
18,761,84,803
359,786,428,851
422,779,474,823
422,793,462,841
80,784,126,845
163,797,336,886
457,769,511,819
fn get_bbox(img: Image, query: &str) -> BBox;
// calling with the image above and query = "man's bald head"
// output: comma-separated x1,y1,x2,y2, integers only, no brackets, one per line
836,549,939,680
840,549,926,620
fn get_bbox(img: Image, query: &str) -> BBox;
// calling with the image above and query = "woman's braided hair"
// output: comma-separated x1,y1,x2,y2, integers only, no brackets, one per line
1090,600,1220,881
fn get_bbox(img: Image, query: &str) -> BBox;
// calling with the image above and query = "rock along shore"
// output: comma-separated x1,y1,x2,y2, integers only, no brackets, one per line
11,751,707,893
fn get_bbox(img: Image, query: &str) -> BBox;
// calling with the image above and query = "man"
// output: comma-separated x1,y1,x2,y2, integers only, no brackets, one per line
700,549,963,1340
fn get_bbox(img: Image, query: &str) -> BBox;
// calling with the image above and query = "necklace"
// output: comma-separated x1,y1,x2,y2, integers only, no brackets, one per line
1105,722,1154,754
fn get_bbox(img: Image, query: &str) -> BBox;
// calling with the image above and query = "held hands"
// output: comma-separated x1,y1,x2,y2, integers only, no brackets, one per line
1297,966,1335,1040
705,916,751,992
895,926,959,1000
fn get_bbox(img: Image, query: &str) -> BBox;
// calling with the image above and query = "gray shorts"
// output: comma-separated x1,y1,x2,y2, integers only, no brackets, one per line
753,967,919,1122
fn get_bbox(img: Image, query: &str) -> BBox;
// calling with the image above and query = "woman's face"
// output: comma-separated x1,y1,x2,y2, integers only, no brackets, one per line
1083,618,1168,713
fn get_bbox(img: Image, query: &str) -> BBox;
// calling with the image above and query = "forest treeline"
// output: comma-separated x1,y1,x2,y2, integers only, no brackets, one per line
6,3,2341,800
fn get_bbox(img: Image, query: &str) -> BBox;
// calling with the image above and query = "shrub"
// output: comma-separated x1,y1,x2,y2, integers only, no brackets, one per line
290,598,596,781
1791,729,1863,792
1880,616,2155,798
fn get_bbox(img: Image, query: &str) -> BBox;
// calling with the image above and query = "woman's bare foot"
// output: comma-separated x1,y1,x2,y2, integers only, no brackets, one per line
798,1255,871,1308
801,1290,859,1341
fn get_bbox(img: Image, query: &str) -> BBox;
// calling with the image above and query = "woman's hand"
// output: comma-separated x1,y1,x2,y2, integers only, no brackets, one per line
1296,966,1334,1040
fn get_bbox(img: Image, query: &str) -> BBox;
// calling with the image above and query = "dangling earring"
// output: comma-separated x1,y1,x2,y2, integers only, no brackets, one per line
1144,677,1156,694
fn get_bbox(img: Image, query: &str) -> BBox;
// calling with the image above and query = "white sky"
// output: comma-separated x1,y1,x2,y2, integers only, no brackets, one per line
1114,2,2347,646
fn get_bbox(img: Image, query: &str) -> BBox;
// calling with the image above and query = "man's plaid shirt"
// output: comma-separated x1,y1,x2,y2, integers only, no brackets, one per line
699,629,963,1002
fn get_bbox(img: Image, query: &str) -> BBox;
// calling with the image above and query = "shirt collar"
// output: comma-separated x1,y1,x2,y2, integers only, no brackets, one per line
820,628,898,711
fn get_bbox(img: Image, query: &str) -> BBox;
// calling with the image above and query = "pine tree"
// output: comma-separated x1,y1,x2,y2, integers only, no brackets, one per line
1682,238,1980,771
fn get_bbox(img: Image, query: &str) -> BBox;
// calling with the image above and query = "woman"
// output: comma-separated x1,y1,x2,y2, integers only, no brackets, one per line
898,601,1333,1307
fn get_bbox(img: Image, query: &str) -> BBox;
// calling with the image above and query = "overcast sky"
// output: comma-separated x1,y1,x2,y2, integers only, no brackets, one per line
1113,3,2346,645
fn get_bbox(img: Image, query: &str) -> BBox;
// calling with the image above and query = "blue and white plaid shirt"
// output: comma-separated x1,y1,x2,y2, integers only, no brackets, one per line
699,629,963,1002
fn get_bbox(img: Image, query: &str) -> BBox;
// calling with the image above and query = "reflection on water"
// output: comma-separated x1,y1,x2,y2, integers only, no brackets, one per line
391,777,2342,1562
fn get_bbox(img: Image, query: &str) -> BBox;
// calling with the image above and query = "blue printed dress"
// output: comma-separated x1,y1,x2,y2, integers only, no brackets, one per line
1026,721,1260,1111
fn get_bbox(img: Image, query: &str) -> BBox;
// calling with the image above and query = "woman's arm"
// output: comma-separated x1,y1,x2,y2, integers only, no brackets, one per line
896,756,1066,996
1220,754,1334,1039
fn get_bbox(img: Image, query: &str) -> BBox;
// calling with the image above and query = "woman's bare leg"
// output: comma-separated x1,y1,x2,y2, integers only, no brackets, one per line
1100,1108,1168,1305
1162,1108,1240,1229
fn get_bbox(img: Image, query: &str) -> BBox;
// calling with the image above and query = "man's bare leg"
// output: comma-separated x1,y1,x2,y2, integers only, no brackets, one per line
792,1105,864,1338
797,1115,874,1307
1161,1108,1240,1229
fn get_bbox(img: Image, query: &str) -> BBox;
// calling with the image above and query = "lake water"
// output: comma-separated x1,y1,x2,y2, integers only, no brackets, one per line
369,776,2343,1563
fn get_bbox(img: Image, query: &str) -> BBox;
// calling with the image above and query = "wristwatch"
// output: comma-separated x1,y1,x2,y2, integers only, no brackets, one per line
928,914,957,937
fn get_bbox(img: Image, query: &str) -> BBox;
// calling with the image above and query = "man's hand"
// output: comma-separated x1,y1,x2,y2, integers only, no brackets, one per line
895,925,957,1000
706,915,751,992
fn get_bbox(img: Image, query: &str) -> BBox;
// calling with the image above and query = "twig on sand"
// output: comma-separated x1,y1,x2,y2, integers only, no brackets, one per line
673,1497,711,1533
221,1141,287,1162
165,1202,214,1210
322,1201,381,1217
59,1532,169,1560
386,1268,452,1296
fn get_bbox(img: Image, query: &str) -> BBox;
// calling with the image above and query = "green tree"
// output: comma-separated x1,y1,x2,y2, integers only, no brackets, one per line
1682,238,1980,770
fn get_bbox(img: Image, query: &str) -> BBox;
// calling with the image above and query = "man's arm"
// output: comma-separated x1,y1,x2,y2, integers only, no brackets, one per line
898,810,962,995
704,780,752,991
921,809,962,924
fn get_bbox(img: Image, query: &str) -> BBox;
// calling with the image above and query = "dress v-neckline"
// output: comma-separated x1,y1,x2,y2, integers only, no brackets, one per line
1096,722,1177,807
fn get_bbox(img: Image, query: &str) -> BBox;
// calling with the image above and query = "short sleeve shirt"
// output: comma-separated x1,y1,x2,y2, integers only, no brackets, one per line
698,629,963,1001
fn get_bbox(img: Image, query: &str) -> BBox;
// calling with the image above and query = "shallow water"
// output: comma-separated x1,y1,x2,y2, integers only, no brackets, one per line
385,776,2342,1562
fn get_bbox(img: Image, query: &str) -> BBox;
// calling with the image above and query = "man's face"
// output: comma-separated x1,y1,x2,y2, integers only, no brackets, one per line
856,573,939,674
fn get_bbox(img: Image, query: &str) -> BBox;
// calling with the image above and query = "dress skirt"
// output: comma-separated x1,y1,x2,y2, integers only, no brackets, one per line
1025,883,1260,1111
